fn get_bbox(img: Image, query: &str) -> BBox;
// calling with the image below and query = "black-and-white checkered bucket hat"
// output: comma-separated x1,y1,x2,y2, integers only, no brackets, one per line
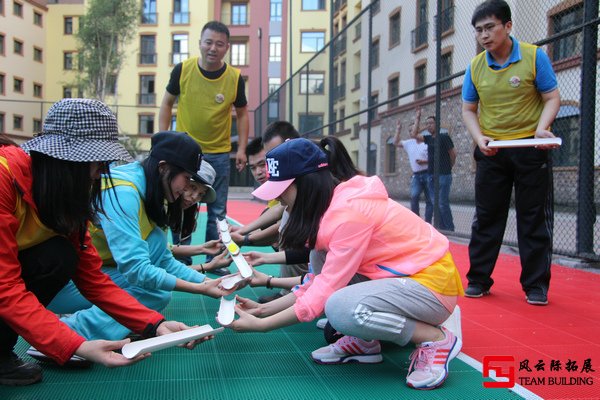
21,98,133,162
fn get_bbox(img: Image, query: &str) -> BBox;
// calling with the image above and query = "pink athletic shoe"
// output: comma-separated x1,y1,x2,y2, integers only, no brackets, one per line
311,335,383,364
406,327,462,390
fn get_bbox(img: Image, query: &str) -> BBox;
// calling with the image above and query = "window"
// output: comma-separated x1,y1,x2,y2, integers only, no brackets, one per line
301,31,325,52
386,136,396,173
13,1,22,17
63,86,73,98
138,75,155,105
64,17,73,34
64,52,75,70
388,76,399,109
13,77,23,93
140,35,156,64
172,0,189,24
338,107,345,132
299,114,323,137
412,0,428,50
0,0,4,15
269,36,281,62
551,3,584,62
390,11,400,47
268,77,281,93
0,114,4,133
139,114,155,134
142,0,157,24
33,46,43,62
270,0,282,21
367,142,377,175
34,11,42,26
300,72,324,94
369,93,378,120
439,0,454,33
33,83,42,98
370,38,379,68
552,106,580,167
171,34,188,64
440,52,452,90
230,42,247,66
106,75,117,96
13,115,23,130
0,73,4,95
231,3,248,25
0,34,4,55
33,118,42,133
415,63,426,99
13,39,23,55
302,0,325,10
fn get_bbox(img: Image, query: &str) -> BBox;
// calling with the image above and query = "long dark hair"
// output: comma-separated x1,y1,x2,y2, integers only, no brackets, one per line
168,202,198,238
30,151,107,237
319,136,364,181
279,169,337,250
141,156,186,229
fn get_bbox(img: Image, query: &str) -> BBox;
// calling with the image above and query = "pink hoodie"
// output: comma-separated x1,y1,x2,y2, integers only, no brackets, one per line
293,175,449,322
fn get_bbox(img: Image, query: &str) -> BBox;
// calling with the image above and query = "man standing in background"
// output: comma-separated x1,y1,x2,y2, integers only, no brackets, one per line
394,120,432,223
462,0,560,305
159,21,249,273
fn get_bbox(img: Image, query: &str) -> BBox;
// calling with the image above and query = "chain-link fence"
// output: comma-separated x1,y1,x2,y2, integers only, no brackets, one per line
253,0,600,262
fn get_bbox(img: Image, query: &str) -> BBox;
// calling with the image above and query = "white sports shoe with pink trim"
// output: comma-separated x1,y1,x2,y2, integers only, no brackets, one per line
406,327,462,390
311,335,383,364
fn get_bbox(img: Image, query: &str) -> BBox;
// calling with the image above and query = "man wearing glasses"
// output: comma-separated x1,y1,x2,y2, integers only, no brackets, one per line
461,0,560,305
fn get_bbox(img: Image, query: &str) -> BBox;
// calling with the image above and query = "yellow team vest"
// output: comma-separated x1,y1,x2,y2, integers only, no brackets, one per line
176,57,240,153
0,156,56,250
471,42,545,140
89,178,155,266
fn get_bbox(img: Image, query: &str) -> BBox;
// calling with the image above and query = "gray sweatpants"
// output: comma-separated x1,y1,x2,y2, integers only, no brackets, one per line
324,278,451,346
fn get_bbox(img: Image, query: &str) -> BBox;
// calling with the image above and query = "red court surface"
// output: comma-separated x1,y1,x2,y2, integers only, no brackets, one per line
226,199,600,400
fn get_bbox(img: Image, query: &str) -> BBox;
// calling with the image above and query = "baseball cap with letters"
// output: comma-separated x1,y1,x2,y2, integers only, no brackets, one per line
252,138,328,201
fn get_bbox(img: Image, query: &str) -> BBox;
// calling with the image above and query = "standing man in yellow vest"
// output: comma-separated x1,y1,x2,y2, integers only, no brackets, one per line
462,0,560,305
159,21,249,274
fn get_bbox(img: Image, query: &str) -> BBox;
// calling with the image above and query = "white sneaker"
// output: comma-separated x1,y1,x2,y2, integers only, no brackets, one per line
316,318,328,330
27,347,91,368
406,327,462,390
311,335,383,364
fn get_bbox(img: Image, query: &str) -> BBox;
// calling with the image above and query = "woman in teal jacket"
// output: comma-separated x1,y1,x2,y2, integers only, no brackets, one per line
47,131,231,342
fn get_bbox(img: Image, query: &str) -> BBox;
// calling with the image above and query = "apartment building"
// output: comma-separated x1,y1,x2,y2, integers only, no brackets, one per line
0,0,48,141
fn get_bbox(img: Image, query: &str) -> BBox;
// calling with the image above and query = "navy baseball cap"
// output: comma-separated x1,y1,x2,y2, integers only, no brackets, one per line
252,138,328,201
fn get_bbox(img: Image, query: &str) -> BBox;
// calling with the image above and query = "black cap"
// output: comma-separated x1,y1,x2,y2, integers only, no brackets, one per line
149,131,206,184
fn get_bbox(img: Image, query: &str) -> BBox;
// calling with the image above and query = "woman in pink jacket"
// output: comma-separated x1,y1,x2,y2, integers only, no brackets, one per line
228,138,464,390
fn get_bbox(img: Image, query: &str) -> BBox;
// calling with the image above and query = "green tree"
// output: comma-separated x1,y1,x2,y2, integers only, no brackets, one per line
76,0,140,101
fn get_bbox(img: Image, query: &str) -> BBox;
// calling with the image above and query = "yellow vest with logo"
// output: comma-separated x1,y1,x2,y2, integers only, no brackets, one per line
176,57,240,153
471,42,545,140
0,156,56,250
89,178,155,266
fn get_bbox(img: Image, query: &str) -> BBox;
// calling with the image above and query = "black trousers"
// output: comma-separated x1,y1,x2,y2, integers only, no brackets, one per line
0,236,78,355
467,146,553,294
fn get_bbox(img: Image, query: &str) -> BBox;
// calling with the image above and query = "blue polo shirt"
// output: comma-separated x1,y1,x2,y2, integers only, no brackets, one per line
462,37,558,103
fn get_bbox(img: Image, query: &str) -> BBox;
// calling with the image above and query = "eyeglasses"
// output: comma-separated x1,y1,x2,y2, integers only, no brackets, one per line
474,22,504,36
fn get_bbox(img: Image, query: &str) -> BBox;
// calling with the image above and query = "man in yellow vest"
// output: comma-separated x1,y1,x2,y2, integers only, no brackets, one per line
159,21,249,274
461,0,560,305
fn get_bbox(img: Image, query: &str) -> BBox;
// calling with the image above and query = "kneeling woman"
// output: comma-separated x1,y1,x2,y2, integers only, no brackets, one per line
228,138,463,390
50,131,231,341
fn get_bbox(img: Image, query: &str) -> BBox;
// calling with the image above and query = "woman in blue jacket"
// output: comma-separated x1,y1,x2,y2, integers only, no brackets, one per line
46,131,231,343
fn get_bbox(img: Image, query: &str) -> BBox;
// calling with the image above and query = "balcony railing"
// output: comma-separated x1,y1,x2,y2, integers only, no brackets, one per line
170,52,189,64
138,93,156,105
435,6,455,34
171,12,190,24
141,12,157,24
139,52,157,65
411,22,428,50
